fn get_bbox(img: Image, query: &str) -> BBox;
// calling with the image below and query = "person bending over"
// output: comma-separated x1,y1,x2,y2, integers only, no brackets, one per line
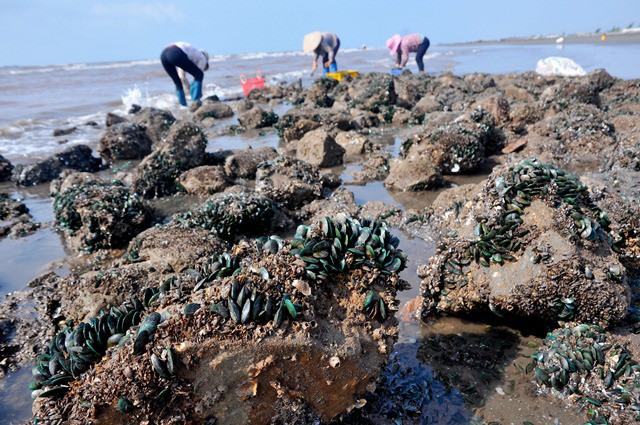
303,32,340,75
387,34,430,72
160,42,209,108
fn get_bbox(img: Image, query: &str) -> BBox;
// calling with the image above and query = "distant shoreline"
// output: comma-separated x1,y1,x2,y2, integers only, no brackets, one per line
441,29,640,47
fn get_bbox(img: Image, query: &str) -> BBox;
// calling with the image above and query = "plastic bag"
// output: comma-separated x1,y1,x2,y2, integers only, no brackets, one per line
535,57,586,77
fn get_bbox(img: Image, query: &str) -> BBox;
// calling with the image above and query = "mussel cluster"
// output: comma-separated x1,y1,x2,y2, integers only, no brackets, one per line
533,324,640,423
208,281,303,327
53,180,152,252
29,291,160,399
173,193,276,241
290,217,408,282
444,159,611,276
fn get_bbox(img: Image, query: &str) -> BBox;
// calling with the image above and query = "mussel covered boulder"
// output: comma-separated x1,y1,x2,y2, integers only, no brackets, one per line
97,122,153,162
172,192,281,242
275,108,355,141
31,217,409,424
420,158,630,327
398,108,499,176
255,156,329,209
13,145,102,186
532,323,640,424
132,120,207,198
347,72,396,113
237,107,279,130
130,107,176,145
53,173,154,252
0,192,40,239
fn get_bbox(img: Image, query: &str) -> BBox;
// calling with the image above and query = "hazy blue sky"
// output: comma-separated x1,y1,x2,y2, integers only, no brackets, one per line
1,0,639,67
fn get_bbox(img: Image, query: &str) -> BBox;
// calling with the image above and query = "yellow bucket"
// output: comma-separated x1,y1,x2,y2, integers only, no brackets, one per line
325,70,358,82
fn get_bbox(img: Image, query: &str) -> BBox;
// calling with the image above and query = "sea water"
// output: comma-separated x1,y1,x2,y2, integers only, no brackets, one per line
1,42,640,163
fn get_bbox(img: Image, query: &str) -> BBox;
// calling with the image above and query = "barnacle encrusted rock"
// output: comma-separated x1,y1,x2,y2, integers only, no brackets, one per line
172,192,280,242
419,158,630,327
532,323,640,425
0,192,40,239
52,173,153,252
255,156,329,209
31,217,408,424
132,120,207,198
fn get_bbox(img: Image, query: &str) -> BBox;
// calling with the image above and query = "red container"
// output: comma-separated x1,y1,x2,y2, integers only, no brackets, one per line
240,71,265,96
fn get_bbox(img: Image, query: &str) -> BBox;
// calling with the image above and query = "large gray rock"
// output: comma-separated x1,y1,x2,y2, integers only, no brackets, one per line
13,145,102,186
105,112,127,127
394,72,431,109
224,147,278,179
97,122,152,162
132,120,207,198
296,129,345,168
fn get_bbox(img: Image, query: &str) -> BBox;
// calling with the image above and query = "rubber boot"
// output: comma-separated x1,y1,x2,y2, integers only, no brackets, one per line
176,89,187,106
330,62,338,73
190,81,202,102
323,67,330,76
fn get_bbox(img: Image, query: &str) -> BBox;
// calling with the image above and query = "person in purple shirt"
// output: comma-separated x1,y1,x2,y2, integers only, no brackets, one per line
386,34,431,72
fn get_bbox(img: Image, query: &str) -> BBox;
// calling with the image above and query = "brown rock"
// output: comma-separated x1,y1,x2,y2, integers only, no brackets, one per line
177,165,231,196
297,129,345,168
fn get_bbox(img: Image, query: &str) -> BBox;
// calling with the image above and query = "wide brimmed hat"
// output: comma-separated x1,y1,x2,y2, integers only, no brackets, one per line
386,34,402,55
303,32,322,53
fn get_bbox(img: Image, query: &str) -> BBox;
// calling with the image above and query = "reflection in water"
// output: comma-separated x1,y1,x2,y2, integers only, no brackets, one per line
342,342,471,424
418,320,521,409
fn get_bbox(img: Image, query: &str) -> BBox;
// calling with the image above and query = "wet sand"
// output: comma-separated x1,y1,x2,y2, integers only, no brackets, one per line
443,29,640,47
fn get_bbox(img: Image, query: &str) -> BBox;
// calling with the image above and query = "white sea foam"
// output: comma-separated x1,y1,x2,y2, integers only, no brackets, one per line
6,60,159,76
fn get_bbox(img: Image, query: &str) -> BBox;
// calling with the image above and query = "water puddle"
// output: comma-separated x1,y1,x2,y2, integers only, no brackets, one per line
206,130,282,152
0,228,68,297
0,365,34,424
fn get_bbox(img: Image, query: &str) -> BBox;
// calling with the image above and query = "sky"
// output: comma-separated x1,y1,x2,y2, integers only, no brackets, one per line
1,0,639,67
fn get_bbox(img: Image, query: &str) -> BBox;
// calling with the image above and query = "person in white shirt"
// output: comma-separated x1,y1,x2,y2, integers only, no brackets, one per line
160,42,209,108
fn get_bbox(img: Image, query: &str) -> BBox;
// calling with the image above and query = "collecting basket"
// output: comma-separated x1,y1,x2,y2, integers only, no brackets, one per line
240,71,265,96
325,70,358,82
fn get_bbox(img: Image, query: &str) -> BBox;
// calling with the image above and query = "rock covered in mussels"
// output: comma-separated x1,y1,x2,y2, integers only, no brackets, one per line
172,192,280,242
255,156,331,209
419,158,629,327
13,145,102,186
32,216,408,424
53,173,153,252
97,122,153,163
132,120,207,198
532,323,640,424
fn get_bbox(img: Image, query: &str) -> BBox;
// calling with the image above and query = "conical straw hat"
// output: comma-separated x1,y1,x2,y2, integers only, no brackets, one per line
303,32,322,53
